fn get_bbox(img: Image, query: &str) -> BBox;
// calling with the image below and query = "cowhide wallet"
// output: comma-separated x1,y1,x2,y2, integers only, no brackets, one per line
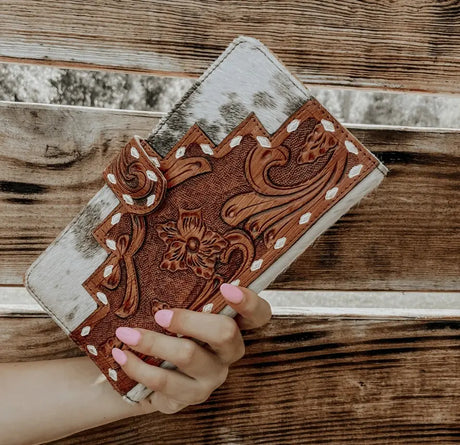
24,36,388,402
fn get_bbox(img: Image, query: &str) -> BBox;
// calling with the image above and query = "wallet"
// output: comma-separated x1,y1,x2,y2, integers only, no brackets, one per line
24,36,388,402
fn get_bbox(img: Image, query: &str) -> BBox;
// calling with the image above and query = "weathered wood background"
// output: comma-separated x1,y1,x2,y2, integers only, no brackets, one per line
0,0,459,442
0,0,459,93
0,102,458,290
1,314,459,444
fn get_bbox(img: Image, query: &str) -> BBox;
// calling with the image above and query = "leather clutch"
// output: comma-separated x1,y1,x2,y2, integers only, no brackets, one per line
24,36,388,402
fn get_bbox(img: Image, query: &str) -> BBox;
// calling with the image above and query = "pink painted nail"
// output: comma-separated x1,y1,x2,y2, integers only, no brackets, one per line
112,347,127,366
115,327,141,346
220,283,244,304
155,309,174,328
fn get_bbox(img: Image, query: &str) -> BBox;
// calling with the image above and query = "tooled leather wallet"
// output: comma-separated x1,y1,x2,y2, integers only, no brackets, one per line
24,36,388,402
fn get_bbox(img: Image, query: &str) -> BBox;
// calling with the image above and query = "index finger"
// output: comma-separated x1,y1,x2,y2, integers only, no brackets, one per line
219,283,272,330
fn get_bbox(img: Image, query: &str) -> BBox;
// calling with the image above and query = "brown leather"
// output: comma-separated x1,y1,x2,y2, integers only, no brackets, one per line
69,97,379,395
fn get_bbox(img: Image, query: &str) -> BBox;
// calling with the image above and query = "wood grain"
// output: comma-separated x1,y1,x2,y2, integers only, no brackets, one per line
0,1,459,93
0,102,161,285
0,101,458,291
1,314,459,444
3,287,460,316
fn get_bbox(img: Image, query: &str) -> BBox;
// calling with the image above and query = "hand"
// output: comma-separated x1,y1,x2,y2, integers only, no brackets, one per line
111,283,272,414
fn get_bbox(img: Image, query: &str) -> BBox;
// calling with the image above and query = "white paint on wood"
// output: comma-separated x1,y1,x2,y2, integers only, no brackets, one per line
175,146,186,158
348,164,363,178
130,146,139,159
148,156,161,167
321,119,335,132
106,239,116,251
146,170,158,182
287,119,300,133
202,303,213,312
274,237,287,250
299,212,312,224
111,213,122,225
260,290,460,311
146,194,156,206
122,194,134,205
256,136,271,147
108,368,118,381
200,143,214,155
96,292,108,305
325,187,339,200
270,306,460,319
345,140,359,154
250,259,264,271
107,173,117,184
230,135,242,147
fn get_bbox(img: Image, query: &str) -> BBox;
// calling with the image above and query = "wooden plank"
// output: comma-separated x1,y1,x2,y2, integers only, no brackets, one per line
0,101,162,285
0,1,459,94
0,101,459,290
1,314,459,443
2,287,460,317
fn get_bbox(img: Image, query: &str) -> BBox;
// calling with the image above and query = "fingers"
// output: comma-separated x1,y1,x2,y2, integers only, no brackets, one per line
153,309,245,365
147,391,188,414
145,284,271,362
219,283,272,330
115,326,224,380
111,348,223,406
110,285,270,414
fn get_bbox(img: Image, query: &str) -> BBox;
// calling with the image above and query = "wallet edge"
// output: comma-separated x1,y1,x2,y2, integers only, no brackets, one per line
22,35,388,403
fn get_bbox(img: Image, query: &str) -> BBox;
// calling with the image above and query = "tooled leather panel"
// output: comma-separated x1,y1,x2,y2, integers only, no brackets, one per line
69,97,379,395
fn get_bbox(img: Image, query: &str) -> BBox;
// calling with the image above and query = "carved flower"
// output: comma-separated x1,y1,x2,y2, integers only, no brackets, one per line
156,208,228,279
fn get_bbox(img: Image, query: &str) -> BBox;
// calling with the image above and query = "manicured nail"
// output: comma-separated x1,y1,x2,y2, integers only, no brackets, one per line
112,347,127,366
115,327,141,346
220,283,244,304
155,309,174,328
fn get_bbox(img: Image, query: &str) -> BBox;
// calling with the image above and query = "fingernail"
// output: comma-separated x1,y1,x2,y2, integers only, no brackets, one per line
112,347,127,366
155,309,174,328
115,327,141,346
220,283,244,304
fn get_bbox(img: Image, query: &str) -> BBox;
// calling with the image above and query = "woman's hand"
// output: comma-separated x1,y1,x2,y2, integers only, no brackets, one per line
111,283,272,414
0,284,270,445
